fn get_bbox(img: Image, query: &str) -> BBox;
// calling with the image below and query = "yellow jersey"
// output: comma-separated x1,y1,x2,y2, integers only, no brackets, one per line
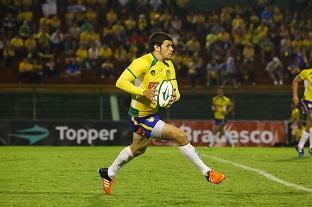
212,95,232,120
299,68,312,101
116,53,180,117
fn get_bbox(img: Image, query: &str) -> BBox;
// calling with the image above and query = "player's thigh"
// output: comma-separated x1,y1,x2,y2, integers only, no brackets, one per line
161,123,188,145
131,132,151,152
213,124,222,133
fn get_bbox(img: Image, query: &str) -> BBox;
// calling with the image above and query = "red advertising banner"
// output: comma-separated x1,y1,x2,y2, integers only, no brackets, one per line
151,120,286,147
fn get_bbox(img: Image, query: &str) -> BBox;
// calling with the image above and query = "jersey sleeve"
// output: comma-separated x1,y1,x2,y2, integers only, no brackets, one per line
116,58,150,96
226,97,232,106
299,70,308,80
128,58,150,78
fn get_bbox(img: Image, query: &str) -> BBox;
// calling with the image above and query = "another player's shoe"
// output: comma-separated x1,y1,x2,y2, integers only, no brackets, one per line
206,170,225,184
98,168,114,195
309,148,312,156
295,146,304,158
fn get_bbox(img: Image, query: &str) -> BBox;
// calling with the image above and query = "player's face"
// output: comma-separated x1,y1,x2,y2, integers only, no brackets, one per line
159,40,173,60
217,89,223,97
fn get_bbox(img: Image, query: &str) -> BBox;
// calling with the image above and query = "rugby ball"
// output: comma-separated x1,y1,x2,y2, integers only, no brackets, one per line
155,80,174,109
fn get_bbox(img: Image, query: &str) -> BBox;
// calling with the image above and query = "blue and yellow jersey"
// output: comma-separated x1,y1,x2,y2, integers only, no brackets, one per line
299,68,312,101
212,96,232,120
116,53,180,117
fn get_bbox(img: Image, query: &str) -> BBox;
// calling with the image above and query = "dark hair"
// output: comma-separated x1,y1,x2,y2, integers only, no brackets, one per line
148,32,172,52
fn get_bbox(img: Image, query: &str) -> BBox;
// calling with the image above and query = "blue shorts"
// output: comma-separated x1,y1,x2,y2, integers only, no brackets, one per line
128,114,162,138
215,119,226,126
301,99,312,113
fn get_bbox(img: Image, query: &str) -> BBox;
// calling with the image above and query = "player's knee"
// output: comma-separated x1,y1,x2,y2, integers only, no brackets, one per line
174,130,188,145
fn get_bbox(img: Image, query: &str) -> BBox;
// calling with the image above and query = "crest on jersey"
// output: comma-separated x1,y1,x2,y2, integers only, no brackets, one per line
150,70,155,76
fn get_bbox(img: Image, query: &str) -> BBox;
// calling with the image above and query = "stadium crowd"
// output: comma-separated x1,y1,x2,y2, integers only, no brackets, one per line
0,0,311,86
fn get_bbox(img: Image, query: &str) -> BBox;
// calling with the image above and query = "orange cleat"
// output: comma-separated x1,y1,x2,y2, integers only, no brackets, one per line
99,168,114,195
206,170,225,184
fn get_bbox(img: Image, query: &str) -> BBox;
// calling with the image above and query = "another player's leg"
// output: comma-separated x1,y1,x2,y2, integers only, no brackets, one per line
296,129,308,158
297,113,312,157
309,129,312,156
221,126,235,147
210,123,221,147
99,133,151,194
161,123,225,184
308,112,312,155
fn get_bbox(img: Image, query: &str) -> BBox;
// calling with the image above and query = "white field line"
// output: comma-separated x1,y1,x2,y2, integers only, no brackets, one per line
203,155,312,193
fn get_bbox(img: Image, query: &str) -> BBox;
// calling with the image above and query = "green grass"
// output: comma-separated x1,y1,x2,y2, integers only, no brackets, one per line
0,147,311,207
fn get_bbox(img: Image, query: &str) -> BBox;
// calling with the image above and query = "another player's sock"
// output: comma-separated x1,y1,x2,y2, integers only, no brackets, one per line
224,131,234,147
108,146,133,178
309,129,312,150
179,143,211,176
298,130,309,150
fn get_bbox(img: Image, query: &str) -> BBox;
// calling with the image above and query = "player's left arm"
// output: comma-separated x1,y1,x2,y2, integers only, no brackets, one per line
225,99,234,115
167,61,180,106
292,74,304,106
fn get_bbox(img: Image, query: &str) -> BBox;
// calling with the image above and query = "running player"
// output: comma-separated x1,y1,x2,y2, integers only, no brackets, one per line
98,32,225,195
211,87,234,147
292,68,312,157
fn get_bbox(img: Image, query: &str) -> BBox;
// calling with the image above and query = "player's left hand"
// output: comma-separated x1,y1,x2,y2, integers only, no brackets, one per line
166,89,177,108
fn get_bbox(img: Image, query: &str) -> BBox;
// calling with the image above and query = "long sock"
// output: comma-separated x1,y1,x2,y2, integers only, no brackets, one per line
179,143,211,176
309,129,312,149
224,131,234,147
298,130,309,150
108,146,133,178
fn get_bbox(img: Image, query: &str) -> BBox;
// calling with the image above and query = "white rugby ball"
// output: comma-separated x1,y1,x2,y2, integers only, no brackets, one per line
155,80,174,109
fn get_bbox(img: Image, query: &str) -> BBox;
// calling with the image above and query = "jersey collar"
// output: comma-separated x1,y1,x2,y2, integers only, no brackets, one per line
151,52,158,67
151,52,169,67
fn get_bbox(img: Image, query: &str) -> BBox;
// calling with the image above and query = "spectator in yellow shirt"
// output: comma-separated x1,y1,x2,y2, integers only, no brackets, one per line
76,44,90,70
18,58,34,82
10,35,25,58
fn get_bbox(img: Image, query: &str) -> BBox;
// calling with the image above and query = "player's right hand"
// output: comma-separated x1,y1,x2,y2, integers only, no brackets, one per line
143,89,157,103
292,96,299,106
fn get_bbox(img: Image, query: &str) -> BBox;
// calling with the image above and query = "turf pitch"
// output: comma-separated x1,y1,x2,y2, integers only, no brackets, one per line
0,146,311,207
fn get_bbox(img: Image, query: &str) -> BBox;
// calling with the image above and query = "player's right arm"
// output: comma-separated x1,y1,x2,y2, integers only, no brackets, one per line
292,75,303,106
116,58,156,102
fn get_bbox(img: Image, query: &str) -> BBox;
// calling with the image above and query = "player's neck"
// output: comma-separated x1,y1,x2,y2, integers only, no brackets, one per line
152,52,164,62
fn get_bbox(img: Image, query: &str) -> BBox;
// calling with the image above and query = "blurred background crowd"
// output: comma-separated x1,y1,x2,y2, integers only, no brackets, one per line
0,0,311,86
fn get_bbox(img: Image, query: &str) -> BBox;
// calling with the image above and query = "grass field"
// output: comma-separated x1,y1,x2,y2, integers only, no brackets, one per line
0,146,311,207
